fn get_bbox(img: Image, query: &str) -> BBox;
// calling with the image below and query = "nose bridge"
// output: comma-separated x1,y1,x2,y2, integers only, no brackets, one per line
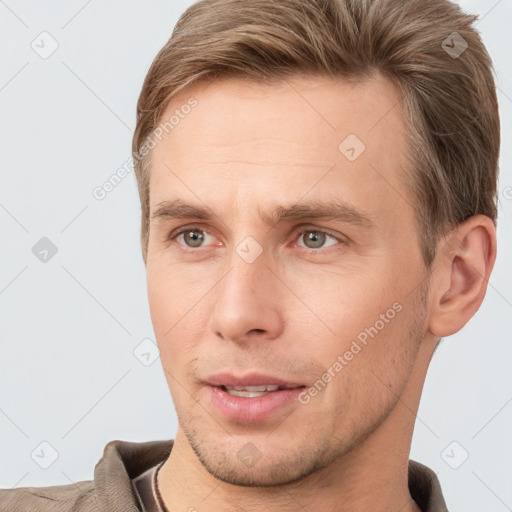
209,240,282,342
218,242,270,314
219,200,270,298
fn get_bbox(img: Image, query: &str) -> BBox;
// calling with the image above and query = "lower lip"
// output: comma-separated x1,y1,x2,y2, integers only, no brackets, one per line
207,385,305,422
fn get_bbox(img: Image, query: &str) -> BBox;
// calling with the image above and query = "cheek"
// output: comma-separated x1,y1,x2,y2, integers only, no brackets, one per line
147,267,185,372
300,276,395,348
147,262,210,368
147,258,199,336
318,306,419,438
314,275,416,383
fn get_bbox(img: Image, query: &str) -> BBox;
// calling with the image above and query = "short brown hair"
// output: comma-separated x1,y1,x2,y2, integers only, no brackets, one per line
132,0,500,267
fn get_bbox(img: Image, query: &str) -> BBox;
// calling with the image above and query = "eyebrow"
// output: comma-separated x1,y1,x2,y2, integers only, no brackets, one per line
150,198,375,229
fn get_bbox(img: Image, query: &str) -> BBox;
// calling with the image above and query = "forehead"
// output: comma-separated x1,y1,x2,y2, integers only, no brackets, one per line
147,73,412,227
158,73,405,150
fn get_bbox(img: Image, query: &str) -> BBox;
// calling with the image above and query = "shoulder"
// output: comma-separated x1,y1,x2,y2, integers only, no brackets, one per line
0,479,96,512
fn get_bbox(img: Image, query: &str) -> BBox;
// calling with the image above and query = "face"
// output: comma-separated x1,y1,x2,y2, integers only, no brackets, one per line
146,74,430,486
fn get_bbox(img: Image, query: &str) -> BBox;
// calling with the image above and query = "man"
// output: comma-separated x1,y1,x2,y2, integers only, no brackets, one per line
0,0,500,510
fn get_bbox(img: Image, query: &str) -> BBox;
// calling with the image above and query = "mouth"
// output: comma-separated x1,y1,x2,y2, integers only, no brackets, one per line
219,384,303,398
204,373,307,422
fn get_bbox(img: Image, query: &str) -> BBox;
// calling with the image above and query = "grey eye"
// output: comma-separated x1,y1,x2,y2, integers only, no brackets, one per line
302,231,327,249
183,230,205,247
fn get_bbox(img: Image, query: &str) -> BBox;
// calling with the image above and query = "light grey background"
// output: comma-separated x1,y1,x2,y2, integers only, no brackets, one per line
1,1,511,510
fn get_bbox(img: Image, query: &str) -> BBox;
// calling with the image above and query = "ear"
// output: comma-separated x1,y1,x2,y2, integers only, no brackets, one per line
428,215,497,338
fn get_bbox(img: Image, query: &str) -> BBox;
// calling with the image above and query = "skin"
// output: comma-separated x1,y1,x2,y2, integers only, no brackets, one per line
145,74,496,511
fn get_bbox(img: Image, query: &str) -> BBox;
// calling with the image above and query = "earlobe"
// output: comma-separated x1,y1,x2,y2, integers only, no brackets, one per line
428,215,497,338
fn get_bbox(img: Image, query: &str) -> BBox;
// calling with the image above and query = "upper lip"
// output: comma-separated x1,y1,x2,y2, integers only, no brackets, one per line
205,373,305,388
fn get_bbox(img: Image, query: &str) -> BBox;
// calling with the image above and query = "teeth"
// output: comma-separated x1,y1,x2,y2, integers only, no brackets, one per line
227,385,281,392
224,385,281,397
227,389,271,397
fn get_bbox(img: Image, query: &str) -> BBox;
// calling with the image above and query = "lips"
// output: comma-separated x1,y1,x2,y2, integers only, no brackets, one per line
204,373,306,404
206,377,307,421
205,372,305,389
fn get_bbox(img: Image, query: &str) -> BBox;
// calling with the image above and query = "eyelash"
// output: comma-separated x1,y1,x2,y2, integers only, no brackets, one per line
167,225,346,254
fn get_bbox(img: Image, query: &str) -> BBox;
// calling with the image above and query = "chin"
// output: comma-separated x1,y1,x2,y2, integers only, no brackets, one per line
187,427,339,487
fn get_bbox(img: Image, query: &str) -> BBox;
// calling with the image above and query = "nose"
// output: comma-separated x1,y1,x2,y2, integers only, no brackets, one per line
208,249,284,344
